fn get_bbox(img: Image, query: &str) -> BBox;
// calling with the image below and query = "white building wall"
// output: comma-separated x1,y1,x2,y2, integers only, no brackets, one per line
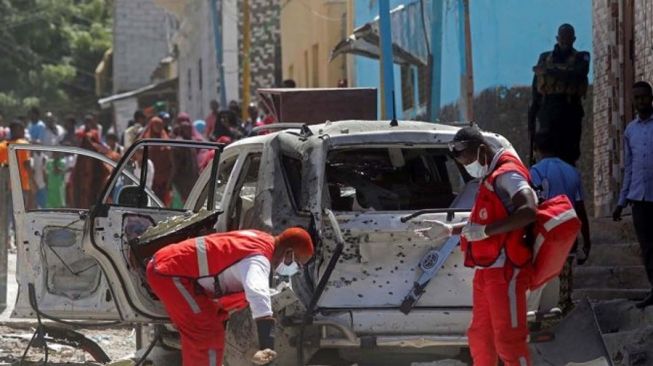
113,0,175,93
176,1,239,121
223,0,240,105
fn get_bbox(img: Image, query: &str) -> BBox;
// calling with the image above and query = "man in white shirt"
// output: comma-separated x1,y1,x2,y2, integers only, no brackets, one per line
42,112,65,147
146,228,314,366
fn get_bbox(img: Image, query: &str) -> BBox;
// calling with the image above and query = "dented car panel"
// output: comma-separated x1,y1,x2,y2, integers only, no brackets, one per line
316,213,472,309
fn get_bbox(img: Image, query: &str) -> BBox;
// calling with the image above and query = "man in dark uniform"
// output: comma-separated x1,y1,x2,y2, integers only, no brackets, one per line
528,24,590,165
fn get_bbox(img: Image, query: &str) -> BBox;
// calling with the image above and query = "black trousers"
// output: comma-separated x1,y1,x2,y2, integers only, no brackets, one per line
632,201,653,289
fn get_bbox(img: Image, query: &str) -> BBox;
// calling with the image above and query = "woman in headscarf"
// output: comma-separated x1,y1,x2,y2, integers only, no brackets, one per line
175,113,204,141
171,113,201,202
139,116,173,206
69,130,118,208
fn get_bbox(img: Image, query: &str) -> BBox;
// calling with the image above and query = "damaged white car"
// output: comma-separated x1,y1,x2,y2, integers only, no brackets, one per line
7,120,560,365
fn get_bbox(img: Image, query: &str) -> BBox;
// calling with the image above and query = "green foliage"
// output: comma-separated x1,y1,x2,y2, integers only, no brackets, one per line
0,0,112,120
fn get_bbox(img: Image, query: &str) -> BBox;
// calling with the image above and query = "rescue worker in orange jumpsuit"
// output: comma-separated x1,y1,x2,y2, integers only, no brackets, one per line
146,227,314,366
450,126,538,365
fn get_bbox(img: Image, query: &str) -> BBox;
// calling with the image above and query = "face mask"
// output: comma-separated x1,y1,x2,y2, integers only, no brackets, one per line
276,261,299,277
464,147,488,178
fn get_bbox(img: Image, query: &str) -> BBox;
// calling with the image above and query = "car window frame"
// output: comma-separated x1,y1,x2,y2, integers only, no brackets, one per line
98,139,222,212
225,151,262,231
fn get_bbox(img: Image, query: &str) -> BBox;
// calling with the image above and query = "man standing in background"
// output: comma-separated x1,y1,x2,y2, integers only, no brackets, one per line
613,81,653,309
529,24,590,165
27,107,46,144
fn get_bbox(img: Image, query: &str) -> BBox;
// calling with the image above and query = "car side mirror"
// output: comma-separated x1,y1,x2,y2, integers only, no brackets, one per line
118,185,149,208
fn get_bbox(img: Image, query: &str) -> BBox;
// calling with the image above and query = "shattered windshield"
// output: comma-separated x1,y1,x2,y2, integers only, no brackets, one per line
325,147,466,211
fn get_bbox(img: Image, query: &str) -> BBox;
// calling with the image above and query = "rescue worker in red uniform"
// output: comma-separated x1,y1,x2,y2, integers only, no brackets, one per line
450,127,538,365
146,227,314,366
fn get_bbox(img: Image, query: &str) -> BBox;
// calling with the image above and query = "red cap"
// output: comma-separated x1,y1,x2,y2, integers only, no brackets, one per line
275,227,314,263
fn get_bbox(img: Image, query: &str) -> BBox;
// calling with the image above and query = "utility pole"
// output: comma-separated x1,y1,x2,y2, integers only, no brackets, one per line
210,0,227,107
428,0,443,122
378,0,395,120
242,0,252,122
0,167,8,312
458,0,474,121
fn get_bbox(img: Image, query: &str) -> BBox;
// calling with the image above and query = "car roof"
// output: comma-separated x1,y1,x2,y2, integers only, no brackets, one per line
227,120,465,149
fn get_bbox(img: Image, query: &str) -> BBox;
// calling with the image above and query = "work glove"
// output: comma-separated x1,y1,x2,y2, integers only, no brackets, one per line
461,223,488,241
251,349,277,365
413,219,453,241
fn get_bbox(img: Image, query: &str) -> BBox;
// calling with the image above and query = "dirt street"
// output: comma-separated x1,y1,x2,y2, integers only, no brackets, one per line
0,325,135,365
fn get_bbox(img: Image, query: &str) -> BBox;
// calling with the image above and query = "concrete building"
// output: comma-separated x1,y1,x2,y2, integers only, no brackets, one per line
96,0,178,134
154,1,240,120
591,0,651,217
153,0,281,120
280,0,351,88
112,0,177,94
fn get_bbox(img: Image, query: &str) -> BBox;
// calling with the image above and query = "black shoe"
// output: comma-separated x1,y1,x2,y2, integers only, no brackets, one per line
635,292,653,309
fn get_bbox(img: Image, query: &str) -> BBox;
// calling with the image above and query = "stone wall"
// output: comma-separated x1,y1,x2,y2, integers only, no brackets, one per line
592,0,653,217
238,0,282,102
113,0,175,93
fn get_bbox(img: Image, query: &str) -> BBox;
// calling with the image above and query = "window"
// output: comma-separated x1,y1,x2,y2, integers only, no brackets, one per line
401,65,415,111
198,58,203,91
187,68,192,100
105,145,218,210
16,150,115,211
417,65,429,106
194,154,238,211
227,153,261,230
282,155,304,210
325,147,466,211
312,44,319,87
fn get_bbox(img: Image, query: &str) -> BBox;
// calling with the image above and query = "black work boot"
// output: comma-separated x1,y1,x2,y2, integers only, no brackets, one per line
635,291,653,309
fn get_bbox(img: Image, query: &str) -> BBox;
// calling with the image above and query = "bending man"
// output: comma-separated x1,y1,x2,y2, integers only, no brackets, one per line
146,228,314,365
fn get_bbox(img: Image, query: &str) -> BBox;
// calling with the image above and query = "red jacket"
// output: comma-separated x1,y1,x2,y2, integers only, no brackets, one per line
153,230,275,279
461,151,533,268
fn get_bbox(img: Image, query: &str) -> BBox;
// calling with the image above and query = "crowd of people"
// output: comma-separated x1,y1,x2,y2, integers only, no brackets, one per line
0,95,277,211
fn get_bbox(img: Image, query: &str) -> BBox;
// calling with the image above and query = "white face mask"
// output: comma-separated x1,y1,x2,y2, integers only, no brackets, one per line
275,251,300,277
464,147,488,178
276,261,300,277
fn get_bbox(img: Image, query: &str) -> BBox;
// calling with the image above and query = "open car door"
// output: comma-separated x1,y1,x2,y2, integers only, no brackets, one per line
82,139,223,322
8,144,128,320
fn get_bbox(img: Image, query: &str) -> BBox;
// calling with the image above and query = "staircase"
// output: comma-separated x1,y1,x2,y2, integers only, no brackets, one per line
572,217,650,302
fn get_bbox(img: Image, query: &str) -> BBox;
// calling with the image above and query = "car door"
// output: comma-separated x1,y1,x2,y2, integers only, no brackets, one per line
8,144,133,320
82,139,224,322
214,146,263,232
